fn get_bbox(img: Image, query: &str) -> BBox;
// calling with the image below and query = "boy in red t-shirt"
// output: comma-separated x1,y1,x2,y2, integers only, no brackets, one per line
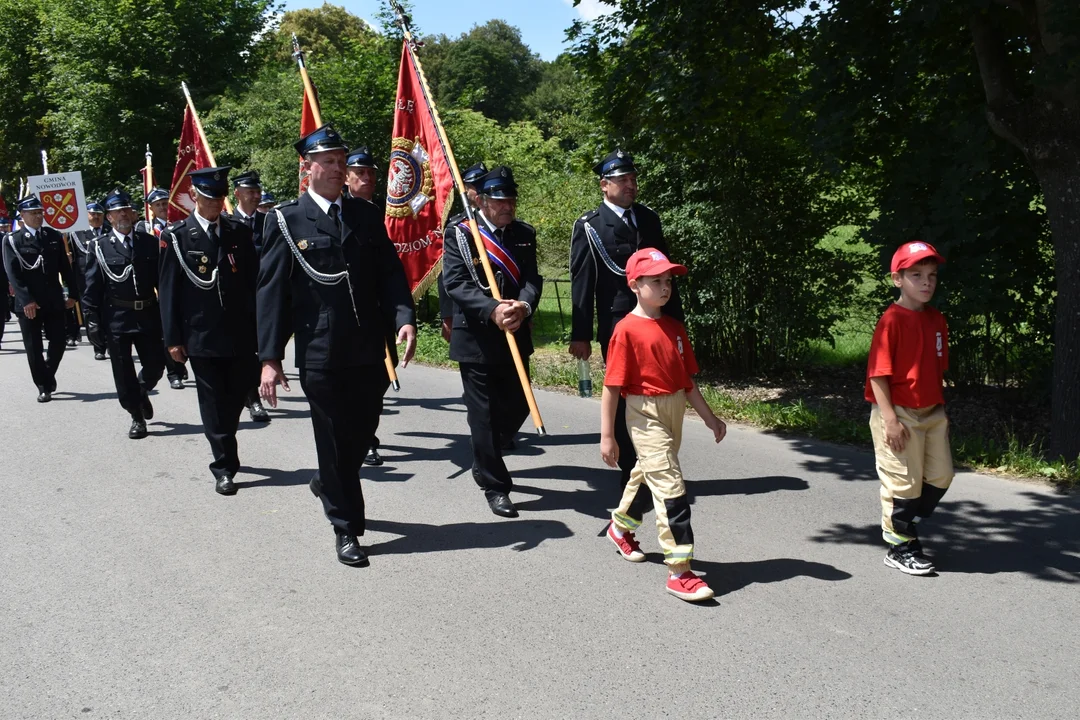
601,249,727,602
865,241,953,576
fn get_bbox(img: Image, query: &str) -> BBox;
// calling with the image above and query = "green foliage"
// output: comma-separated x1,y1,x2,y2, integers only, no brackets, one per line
272,2,377,63
421,20,543,125
0,0,48,180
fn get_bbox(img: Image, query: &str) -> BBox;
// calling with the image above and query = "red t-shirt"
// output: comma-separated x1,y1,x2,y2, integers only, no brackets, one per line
864,303,949,408
604,314,699,397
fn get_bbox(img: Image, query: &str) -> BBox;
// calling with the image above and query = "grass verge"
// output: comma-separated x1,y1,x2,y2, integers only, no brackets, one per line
412,324,1078,490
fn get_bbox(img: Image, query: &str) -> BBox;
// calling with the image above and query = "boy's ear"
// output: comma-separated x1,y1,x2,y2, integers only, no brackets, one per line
628,277,639,292
890,270,903,288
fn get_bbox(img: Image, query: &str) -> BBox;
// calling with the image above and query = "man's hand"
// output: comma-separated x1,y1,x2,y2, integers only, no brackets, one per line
65,298,76,309
569,341,592,361
884,417,909,453
23,302,39,320
489,299,527,332
705,414,728,443
259,360,290,408
440,317,452,342
169,345,187,363
600,433,620,468
397,324,417,367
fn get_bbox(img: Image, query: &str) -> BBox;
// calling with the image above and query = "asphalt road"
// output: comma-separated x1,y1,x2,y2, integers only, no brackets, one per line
2,323,1078,719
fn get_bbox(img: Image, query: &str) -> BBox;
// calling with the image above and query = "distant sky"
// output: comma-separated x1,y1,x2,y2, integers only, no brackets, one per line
281,0,615,60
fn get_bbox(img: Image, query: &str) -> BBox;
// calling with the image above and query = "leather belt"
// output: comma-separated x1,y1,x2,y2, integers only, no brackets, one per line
111,296,158,310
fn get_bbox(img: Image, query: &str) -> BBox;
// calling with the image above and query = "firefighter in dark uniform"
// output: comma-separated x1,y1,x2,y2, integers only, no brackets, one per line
138,186,190,390
438,162,486,343
257,191,276,213
569,149,684,524
342,146,387,466
227,170,271,423
69,200,109,359
159,167,262,495
2,195,77,401
443,166,543,518
257,125,417,567
0,213,11,350
83,189,167,438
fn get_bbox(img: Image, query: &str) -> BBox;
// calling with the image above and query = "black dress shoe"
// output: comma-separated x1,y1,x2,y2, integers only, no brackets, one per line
248,400,271,422
363,447,383,466
129,415,148,439
309,476,321,498
487,493,519,518
335,531,369,567
37,391,51,403
140,392,154,420
169,378,184,390
216,474,238,496
94,352,106,361
501,437,517,451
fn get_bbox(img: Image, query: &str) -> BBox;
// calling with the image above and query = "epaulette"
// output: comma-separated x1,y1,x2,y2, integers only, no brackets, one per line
635,202,654,215
577,209,600,223
277,199,300,210
168,222,185,232
515,219,536,233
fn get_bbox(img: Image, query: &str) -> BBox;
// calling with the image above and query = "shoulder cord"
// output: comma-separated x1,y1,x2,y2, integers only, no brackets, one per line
273,210,361,327
168,230,224,307
583,221,627,277
5,234,45,272
71,233,88,255
93,238,141,296
455,225,490,292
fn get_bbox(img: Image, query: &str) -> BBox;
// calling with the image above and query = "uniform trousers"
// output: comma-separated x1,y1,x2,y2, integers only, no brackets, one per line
190,355,258,479
601,338,652,522
870,404,954,545
460,360,530,499
106,328,165,413
17,309,66,391
65,306,82,342
612,391,696,570
301,364,387,536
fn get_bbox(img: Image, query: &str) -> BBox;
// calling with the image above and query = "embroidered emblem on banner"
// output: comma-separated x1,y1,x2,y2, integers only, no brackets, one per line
386,137,434,219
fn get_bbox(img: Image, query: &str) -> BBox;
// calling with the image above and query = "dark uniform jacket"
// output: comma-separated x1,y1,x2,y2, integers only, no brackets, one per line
68,228,106,299
257,192,416,370
83,229,162,337
442,214,542,365
159,214,259,358
569,202,683,350
226,209,267,255
135,217,167,238
2,225,75,312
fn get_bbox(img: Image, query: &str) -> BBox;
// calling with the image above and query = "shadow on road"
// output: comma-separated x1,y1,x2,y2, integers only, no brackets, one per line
810,491,1080,582
238,466,315,488
514,468,810,520
50,390,117,403
773,433,877,482
382,395,466,415
365,517,572,555
694,557,853,598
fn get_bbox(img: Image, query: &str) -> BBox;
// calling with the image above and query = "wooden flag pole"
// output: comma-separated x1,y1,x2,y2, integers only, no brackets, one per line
42,150,83,324
181,82,234,214
144,145,154,224
292,34,402,391
390,1,546,435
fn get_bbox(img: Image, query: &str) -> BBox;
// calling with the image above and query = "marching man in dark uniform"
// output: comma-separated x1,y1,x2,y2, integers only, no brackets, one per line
138,186,190,390
83,189,167,438
257,191,276,213
0,213,12,350
2,195,77,401
438,161,486,343
443,166,542,518
257,125,417,567
159,167,262,496
69,200,109,359
569,149,684,524
227,170,271,423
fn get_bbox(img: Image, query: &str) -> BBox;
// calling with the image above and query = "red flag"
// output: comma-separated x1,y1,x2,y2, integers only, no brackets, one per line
384,42,454,295
298,87,319,194
167,105,212,223
0,194,8,219
139,166,154,224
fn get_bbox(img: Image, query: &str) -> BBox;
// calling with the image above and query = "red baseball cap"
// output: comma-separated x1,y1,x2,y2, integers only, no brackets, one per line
625,248,687,281
891,241,946,273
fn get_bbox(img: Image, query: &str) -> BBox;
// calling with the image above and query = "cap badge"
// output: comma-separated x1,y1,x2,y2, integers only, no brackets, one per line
909,242,928,253
617,150,625,159
649,250,665,261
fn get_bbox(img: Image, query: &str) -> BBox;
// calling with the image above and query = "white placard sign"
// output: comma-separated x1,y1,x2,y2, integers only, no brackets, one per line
26,171,90,233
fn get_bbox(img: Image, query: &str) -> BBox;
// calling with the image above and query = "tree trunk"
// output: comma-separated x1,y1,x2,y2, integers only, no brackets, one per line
1034,149,1080,461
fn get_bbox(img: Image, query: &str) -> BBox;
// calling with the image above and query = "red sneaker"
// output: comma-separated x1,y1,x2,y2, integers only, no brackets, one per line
666,571,714,602
607,523,646,562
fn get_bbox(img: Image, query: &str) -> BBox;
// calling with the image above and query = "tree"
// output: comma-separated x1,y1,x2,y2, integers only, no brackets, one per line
805,0,1079,461
421,20,543,125
271,2,377,63
0,0,49,184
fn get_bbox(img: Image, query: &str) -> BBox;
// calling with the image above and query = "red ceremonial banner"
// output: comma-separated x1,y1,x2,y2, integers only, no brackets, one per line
298,88,319,195
385,42,454,295
139,166,154,224
167,105,212,223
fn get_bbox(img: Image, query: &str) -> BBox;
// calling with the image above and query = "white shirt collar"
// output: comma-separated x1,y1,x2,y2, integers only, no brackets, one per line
603,198,635,225
24,225,38,237
193,211,218,236
478,210,503,234
307,186,342,217
111,228,130,243
235,207,255,220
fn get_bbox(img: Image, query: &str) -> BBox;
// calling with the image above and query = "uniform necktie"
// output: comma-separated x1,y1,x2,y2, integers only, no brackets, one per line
623,209,637,234
495,228,504,243
208,223,218,243
123,234,132,252
328,203,342,235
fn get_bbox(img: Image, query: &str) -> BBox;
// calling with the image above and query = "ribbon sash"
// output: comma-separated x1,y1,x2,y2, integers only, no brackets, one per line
460,222,521,289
